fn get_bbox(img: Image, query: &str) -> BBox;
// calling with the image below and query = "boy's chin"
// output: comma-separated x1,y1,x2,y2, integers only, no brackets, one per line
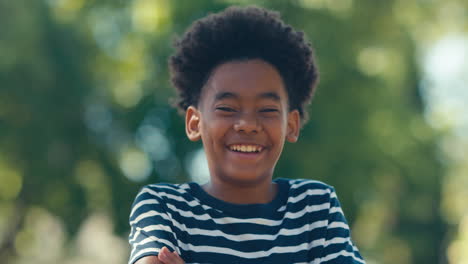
218,170,274,186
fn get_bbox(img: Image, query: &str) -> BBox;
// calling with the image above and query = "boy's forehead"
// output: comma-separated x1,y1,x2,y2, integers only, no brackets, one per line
213,91,281,102
200,59,288,103
199,84,288,107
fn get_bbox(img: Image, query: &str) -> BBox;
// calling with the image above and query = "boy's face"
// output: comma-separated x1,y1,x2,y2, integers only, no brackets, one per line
185,59,300,186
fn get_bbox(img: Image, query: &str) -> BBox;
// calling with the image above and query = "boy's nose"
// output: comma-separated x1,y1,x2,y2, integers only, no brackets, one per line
233,113,263,133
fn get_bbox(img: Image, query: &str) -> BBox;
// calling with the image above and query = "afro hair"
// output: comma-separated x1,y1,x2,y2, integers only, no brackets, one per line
169,6,319,124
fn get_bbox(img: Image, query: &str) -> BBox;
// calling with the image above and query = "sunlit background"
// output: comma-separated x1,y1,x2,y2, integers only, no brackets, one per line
0,0,467,263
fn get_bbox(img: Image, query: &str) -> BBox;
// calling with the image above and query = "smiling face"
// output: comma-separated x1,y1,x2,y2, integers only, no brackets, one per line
185,59,300,187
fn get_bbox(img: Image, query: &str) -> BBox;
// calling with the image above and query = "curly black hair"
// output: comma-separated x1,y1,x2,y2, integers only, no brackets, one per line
169,6,319,124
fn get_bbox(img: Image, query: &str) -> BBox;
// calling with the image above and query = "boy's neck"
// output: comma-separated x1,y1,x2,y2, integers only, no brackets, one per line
202,179,278,205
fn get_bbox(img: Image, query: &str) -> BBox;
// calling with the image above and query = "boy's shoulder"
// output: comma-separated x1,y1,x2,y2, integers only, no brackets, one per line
139,179,335,195
134,182,190,201
279,177,335,193
133,179,337,205
280,178,338,210
144,182,189,191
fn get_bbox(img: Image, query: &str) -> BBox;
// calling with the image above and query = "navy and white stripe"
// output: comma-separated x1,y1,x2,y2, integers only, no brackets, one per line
128,178,365,264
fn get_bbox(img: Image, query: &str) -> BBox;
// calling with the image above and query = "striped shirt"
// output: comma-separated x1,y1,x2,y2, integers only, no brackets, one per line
128,178,365,264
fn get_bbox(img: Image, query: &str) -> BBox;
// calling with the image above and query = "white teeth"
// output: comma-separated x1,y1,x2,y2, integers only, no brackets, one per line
229,145,262,153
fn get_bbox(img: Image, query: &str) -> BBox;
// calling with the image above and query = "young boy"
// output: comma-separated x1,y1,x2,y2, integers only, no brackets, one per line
128,6,365,264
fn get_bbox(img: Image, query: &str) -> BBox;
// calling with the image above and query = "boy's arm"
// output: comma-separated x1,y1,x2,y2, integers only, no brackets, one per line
134,256,163,264
135,247,185,264
128,187,181,264
321,188,365,263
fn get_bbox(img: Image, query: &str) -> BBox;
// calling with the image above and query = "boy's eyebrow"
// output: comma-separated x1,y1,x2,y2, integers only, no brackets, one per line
214,92,237,101
258,92,281,101
214,92,281,101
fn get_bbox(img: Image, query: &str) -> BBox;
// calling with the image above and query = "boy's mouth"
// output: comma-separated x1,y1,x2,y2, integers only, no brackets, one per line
228,144,264,153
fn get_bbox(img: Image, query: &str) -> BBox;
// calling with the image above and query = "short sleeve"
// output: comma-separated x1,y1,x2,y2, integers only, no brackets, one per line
320,187,365,263
128,186,179,264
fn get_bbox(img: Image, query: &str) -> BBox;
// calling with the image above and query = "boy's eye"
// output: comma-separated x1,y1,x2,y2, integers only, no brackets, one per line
260,108,279,113
215,106,236,112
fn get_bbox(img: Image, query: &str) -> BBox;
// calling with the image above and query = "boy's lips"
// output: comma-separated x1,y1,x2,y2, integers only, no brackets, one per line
227,143,264,153
225,143,267,160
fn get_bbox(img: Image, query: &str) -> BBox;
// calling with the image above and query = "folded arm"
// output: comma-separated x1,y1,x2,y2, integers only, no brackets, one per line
134,247,185,264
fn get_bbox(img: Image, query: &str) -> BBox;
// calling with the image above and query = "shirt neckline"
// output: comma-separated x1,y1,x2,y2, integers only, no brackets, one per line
187,178,290,217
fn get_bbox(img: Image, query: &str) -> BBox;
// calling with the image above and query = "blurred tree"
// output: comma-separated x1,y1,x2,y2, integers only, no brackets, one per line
1,0,462,263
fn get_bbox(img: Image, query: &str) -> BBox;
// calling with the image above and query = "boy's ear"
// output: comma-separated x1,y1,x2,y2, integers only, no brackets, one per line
286,110,300,143
185,106,201,141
